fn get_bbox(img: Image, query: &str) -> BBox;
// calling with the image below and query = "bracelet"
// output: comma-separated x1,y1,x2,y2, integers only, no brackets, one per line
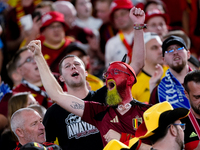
133,24,147,30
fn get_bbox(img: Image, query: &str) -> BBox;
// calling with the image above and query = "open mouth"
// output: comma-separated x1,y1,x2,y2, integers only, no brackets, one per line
71,72,79,77
107,79,116,90
38,132,44,137
174,56,181,61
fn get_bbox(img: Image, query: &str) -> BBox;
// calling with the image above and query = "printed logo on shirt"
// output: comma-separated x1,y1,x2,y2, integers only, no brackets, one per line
65,113,99,139
132,116,142,130
110,116,119,123
44,54,50,60
190,132,197,138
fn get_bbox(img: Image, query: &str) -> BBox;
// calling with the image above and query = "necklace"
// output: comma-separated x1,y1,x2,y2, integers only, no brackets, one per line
117,103,131,111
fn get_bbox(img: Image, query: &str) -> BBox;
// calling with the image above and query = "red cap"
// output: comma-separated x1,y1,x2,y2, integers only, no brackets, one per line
40,11,68,33
110,0,134,19
145,9,170,25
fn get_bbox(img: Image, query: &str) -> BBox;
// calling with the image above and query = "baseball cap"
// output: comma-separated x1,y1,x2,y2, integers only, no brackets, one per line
65,42,88,56
145,9,170,25
108,61,137,84
40,11,68,33
162,35,188,56
110,0,133,19
135,101,189,139
144,32,161,44
163,30,191,49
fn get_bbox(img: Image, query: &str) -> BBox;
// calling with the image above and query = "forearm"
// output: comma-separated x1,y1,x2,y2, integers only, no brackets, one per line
34,53,84,117
130,29,145,75
34,54,64,99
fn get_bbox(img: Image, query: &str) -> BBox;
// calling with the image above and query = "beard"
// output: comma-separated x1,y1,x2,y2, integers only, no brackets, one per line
106,86,122,106
191,103,200,115
65,78,84,88
170,60,186,73
175,129,184,150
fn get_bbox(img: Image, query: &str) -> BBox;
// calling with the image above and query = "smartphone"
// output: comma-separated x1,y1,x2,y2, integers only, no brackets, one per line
32,11,42,22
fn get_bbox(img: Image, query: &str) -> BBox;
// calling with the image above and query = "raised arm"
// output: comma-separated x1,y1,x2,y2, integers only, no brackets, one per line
27,40,84,117
129,7,145,75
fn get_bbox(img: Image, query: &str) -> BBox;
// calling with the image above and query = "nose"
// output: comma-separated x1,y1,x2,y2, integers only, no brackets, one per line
39,122,45,129
71,64,77,70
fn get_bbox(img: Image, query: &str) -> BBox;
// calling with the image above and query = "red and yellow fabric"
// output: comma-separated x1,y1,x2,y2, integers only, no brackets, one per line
119,31,133,64
15,0,41,27
86,74,104,91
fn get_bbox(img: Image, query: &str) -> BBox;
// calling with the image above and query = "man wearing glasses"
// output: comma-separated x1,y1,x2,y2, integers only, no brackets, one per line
28,7,152,150
0,47,67,110
150,35,191,106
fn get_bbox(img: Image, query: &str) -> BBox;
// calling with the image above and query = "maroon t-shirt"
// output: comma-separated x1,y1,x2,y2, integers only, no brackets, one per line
82,100,150,146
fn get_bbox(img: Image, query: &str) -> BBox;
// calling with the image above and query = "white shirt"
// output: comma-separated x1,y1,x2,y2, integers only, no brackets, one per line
105,31,134,67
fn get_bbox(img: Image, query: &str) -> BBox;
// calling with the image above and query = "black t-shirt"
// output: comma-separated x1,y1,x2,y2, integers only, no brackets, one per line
43,86,107,150
181,116,200,150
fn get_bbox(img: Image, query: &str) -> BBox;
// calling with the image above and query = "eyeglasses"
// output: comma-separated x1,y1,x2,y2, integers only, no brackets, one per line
102,68,130,79
165,47,185,54
18,56,35,67
172,123,186,130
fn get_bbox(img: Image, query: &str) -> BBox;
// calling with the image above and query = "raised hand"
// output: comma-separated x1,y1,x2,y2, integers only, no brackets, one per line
27,40,42,56
149,64,164,93
129,7,145,24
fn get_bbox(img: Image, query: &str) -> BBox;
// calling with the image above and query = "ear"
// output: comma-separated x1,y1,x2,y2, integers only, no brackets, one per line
85,71,88,77
16,128,24,138
16,67,24,76
187,50,191,59
184,90,190,100
59,75,65,82
169,125,178,137
127,76,135,86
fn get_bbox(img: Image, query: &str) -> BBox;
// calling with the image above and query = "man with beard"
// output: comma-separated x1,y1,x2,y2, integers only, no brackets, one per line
149,35,192,105
183,70,200,149
28,7,152,149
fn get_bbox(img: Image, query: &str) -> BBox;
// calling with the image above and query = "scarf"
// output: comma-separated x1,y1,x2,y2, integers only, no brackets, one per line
158,69,190,109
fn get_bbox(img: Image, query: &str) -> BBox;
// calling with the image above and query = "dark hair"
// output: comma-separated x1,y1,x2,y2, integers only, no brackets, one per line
184,70,200,93
58,55,85,75
148,125,169,144
12,47,28,67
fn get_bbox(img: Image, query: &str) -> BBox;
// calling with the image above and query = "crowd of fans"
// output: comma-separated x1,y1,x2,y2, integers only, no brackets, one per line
0,0,200,150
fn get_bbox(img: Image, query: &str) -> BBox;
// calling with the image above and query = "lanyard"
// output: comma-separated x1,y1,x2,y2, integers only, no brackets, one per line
119,31,134,63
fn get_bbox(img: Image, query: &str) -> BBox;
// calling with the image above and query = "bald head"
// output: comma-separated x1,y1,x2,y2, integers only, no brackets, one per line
53,1,77,28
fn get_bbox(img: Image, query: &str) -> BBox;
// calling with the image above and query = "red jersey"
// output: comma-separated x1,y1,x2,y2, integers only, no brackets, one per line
82,100,150,146
41,37,74,73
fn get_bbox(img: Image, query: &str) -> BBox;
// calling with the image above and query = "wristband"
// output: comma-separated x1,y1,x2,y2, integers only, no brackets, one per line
133,24,147,30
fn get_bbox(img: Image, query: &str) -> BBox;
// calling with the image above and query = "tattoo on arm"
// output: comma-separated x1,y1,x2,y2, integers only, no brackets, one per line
70,101,84,110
